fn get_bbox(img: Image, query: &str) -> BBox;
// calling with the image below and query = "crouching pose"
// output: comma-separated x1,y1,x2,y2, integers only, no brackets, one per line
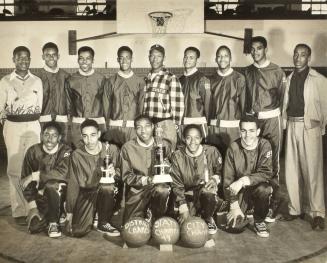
65,119,121,237
224,115,273,237
22,121,72,238
121,115,172,224
170,124,223,234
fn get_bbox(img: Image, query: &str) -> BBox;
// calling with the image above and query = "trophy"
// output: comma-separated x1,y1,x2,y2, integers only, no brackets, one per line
152,124,172,184
100,142,115,184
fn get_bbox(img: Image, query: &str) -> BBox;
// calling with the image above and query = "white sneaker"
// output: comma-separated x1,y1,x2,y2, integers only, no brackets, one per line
254,222,269,238
97,222,120,236
48,222,61,238
265,209,276,223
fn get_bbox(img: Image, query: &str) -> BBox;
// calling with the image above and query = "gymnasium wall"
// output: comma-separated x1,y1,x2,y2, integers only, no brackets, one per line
0,19,326,69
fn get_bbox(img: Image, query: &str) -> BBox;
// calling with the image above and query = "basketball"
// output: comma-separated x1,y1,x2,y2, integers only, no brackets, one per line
152,217,180,245
180,217,208,248
122,217,151,247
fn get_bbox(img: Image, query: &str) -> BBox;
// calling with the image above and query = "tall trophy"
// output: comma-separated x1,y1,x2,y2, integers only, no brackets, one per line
152,124,172,184
100,142,115,184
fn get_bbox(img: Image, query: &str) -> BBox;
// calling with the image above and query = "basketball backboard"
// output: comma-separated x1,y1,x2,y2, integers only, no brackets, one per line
117,0,204,34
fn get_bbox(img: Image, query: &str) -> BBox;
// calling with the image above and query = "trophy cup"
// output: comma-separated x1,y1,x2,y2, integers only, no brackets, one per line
100,142,115,184
152,124,172,184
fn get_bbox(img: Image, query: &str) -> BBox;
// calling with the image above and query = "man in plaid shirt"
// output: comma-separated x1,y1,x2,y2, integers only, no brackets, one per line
143,44,184,150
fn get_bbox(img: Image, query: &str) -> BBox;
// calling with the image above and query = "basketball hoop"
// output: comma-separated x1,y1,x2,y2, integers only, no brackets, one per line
148,11,173,34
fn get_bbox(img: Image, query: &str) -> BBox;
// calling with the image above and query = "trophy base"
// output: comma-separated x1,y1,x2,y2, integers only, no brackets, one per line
152,174,172,184
99,177,115,184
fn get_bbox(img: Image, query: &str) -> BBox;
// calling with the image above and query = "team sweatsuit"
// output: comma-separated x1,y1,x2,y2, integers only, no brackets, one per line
65,70,106,148
244,61,286,182
36,66,70,142
179,68,210,139
170,145,223,219
224,138,273,224
66,142,121,237
103,71,145,147
208,68,246,155
21,143,72,231
121,137,172,223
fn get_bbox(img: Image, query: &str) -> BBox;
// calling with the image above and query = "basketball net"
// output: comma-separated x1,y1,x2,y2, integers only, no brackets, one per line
149,11,172,36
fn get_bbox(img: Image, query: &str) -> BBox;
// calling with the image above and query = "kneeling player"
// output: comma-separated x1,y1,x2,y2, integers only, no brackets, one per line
170,124,223,234
65,119,121,237
22,121,72,238
224,115,273,237
121,115,172,224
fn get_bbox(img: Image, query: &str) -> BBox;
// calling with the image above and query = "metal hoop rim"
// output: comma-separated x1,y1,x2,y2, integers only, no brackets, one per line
148,11,173,19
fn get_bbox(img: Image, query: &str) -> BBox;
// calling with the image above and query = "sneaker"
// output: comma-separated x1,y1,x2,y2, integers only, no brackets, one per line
206,217,218,235
265,209,276,223
48,222,61,238
93,213,98,229
254,222,269,238
312,216,325,230
97,222,120,236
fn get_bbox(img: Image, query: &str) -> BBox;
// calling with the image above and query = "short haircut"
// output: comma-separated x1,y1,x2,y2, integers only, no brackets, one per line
78,46,95,57
251,36,267,48
239,115,260,129
134,115,153,128
13,46,30,57
42,42,59,53
216,45,231,57
184,46,200,58
294,43,311,56
42,121,62,135
117,46,133,57
183,124,203,138
80,119,99,132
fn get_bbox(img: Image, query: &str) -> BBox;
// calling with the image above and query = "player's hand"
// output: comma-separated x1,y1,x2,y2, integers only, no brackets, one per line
178,210,190,225
227,208,244,228
65,213,73,235
27,208,42,223
205,178,218,192
107,164,116,177
228,179,244,196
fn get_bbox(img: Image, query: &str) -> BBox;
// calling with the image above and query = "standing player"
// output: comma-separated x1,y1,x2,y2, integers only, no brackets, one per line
207,45,246,156
65,119,121,237
103,46,145,147
143,44,184,150
21,121,71,238
224,115,273,237
0,46,43,224
121,115,172,224
37,42,70,142
179,47,210,140
282,44,327,229
244,36,286,220
170,124,223,234
65,46,106,149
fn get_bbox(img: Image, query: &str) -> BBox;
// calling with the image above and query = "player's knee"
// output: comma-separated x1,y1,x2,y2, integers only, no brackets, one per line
44,180,59,192
256,183,273,199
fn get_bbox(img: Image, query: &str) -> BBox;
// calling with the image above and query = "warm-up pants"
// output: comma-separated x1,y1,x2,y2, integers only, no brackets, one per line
71,184,117,237
123,183,171,224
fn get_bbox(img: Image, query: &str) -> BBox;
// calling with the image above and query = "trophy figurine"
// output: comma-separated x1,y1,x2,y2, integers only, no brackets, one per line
100,142,115,184
152,124,172,184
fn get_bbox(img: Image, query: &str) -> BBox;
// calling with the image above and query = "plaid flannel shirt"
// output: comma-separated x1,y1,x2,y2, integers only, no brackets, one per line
143,68,184,125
